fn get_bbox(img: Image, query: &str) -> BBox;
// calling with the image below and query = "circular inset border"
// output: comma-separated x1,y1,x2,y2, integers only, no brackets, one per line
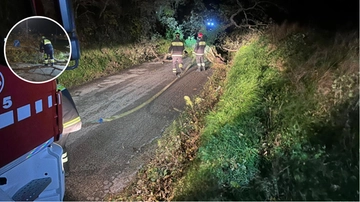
4,16,72,84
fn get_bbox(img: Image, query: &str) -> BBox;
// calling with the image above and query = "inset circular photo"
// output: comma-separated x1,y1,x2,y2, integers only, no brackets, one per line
4,16,71,84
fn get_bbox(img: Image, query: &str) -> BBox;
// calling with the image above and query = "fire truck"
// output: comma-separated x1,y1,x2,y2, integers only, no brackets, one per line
0,0,81,200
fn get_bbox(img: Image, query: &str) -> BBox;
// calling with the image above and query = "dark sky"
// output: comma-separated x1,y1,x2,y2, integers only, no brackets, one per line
202,0,358,30
271,0,358,30
11,18,64,37
278,0,358,25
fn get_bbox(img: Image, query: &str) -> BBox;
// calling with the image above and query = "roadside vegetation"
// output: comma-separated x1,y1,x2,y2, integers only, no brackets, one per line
5,33,70,66
112,22,359,201
58,37,170,87
58,35,201,88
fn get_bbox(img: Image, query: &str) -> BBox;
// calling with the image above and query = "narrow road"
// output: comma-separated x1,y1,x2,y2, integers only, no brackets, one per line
63,57,212,200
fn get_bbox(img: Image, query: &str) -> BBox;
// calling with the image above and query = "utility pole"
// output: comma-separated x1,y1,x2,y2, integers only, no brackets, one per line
55,27,57,43
26,20,28,39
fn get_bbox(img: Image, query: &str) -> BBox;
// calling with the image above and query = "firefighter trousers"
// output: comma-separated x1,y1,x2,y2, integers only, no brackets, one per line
196,54,205,71
172,55,183,74
43,46,55,65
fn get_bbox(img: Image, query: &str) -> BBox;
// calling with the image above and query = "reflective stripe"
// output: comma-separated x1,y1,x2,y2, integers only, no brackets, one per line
0,111,14,129
48,95,53,108
63,116,81,128
0,96,54,129
199,41,206,45
195,53,204,55
171,54,183,57
62,152,68,163
171,42,183,46
17,104,31,121
35,99,43,113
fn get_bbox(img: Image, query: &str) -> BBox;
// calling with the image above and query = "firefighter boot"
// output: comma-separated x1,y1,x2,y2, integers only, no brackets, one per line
179,63,183,73
196,65,201,72
201,63,206,71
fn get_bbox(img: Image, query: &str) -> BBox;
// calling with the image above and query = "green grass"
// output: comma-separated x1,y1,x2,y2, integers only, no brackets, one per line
172,24,359,200
174,37,275,200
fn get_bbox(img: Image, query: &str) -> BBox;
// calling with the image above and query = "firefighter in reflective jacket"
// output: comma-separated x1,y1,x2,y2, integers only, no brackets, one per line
39,36,55,66
56,83,82,176
168,32,185,77
194,32,206,71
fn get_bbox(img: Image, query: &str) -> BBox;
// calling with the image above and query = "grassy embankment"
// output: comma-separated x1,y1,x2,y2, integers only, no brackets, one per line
113,23,359,201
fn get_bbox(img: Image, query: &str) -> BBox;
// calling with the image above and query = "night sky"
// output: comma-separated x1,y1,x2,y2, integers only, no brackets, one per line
274,0,359,29
201,0,358,30
10,18,64,37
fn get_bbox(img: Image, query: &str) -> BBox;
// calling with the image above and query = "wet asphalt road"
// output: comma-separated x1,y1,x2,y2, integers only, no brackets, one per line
63,58,212,200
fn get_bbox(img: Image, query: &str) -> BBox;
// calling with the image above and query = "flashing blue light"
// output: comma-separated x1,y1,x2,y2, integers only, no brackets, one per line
206,19,216,30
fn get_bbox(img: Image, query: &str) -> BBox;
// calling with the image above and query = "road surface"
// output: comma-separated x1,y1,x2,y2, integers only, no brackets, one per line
63,57,212,200
9,63,66,82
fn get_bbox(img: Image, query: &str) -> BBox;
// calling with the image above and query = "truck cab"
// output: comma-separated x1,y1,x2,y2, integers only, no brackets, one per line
0,0,81,200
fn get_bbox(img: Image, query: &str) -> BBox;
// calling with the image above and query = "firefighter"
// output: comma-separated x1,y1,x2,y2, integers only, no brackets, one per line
194,32,206,71
168,32,185,77
39,36,55,66
56,83,82,177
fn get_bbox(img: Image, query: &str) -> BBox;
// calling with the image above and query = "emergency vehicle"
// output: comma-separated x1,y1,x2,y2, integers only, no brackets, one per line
0,0,81,200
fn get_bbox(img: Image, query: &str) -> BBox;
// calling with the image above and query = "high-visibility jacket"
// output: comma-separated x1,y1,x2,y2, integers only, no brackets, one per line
194,38,206,55
39,38,53,52
57,84,82,134
168,38,184,57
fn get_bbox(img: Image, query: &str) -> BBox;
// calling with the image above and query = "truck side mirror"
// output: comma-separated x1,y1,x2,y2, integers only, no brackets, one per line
58,0,80,70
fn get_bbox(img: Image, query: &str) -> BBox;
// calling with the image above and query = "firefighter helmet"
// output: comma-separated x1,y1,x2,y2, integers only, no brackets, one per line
198,32,203,38
42,36,46,39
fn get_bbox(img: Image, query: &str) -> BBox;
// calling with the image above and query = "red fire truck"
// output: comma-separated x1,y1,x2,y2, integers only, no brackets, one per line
0,0,81,200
